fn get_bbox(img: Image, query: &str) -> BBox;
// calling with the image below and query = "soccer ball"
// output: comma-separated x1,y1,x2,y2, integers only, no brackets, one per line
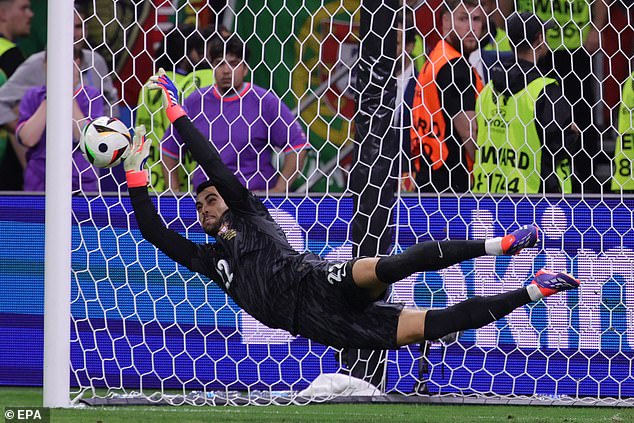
80,116,132,168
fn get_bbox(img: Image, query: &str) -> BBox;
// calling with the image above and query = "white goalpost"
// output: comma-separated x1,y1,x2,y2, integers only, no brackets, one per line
42,0,74,409
35,0,634,407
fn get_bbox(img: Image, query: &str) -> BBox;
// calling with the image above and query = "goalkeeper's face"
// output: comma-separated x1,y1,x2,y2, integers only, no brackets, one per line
196,186,229,236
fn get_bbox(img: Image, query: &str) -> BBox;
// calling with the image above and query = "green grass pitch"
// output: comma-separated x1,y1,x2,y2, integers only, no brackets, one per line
2,387,634,422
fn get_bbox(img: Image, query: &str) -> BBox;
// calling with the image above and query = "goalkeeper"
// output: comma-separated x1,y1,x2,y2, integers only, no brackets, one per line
124,70,580,349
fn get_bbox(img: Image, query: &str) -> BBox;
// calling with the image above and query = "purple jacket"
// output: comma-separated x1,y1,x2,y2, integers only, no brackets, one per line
17,85,104,192
161,83,309,191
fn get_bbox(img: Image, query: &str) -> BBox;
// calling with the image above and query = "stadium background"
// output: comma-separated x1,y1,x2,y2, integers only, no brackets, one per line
17,0,633,191
1,0,634,408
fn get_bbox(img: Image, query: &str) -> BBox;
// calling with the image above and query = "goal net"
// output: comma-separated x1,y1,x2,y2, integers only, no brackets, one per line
18,0,634,406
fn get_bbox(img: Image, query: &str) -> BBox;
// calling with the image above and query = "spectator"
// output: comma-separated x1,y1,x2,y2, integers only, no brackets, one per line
611,71,634,192
0,3,117,191
16,48,103,192
501,0,609,194
135,24,215,192
178,25,231,98
72,3,118,116
0,0,32,190
402,2,425,73
472,12,578,194
0,0,32,78
602,1,634,131
473,0,512,83
410,0,485,193
0,3,118,133
162,34,309,193
408,29,425,73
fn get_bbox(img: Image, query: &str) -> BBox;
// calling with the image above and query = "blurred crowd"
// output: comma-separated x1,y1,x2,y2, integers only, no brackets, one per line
0,0,633,195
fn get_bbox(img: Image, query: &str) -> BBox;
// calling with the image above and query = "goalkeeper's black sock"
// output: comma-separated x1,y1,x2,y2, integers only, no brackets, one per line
422,288,532,341
375,240,486,284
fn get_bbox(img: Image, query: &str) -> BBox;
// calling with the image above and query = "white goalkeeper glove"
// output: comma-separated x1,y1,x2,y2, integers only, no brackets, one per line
146,68,186,123
124,125,152,188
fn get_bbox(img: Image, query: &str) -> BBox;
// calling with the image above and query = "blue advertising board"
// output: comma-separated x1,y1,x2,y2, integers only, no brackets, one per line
1,194,633,397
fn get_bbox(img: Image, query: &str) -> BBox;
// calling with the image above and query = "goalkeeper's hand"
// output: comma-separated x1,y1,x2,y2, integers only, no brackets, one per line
146,68,186,123
124,125,152,188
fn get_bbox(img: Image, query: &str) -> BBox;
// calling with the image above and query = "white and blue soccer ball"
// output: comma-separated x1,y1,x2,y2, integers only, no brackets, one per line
80,116,132,168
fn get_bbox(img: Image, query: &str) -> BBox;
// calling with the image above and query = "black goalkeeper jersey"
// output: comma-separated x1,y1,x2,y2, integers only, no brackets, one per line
129,116,323,334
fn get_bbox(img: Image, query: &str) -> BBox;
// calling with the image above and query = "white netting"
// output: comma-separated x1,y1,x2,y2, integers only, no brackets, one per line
28,0,634,405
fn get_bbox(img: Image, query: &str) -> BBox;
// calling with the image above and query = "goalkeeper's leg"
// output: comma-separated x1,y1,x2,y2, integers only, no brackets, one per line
396,270,579,346
352,224,539,298
395,270,580,347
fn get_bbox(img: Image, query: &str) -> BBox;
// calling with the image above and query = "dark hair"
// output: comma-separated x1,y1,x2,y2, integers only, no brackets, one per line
186,30,206,56
200,24,229,39
506,12,554,52
440,0,481,16
74,1,88,18
189,25,223,69
155,24,196,70
208,34,250,63
396,10,418,45
196,180,216,195
395,10,418,44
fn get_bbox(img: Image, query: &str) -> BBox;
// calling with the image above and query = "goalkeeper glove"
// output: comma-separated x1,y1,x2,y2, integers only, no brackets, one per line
147,68,186,123
124,125,152,188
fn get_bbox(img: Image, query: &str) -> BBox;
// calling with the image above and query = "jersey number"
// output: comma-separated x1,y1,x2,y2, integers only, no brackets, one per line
327,263,347,285
216,259,234,290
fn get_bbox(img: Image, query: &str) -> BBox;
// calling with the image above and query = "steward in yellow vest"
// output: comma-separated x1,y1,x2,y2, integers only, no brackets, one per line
612,73,634,192
505,0,608,194
473,12,579,194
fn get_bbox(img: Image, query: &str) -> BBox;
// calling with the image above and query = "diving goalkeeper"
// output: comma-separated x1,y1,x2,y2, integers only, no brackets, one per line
123,70,580,349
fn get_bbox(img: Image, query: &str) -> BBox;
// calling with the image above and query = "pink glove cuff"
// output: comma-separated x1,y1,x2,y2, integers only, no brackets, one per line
166,105,186,123
126,170,148,188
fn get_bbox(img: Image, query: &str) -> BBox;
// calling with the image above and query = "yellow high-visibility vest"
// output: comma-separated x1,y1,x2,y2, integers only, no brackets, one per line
473,77,572,194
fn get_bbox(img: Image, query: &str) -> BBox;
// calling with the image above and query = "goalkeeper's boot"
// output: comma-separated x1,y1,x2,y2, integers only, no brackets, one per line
501,224,539,255
530,269,580,298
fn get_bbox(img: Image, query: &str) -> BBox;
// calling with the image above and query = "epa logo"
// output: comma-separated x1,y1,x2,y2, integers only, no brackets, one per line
4,407,49,422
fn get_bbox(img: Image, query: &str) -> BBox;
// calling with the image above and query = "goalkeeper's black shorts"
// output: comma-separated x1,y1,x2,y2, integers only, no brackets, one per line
295,259,403,350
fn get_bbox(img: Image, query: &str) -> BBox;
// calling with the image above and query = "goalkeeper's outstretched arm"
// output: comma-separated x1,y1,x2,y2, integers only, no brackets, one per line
125,125,203,272
148,70,252,214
